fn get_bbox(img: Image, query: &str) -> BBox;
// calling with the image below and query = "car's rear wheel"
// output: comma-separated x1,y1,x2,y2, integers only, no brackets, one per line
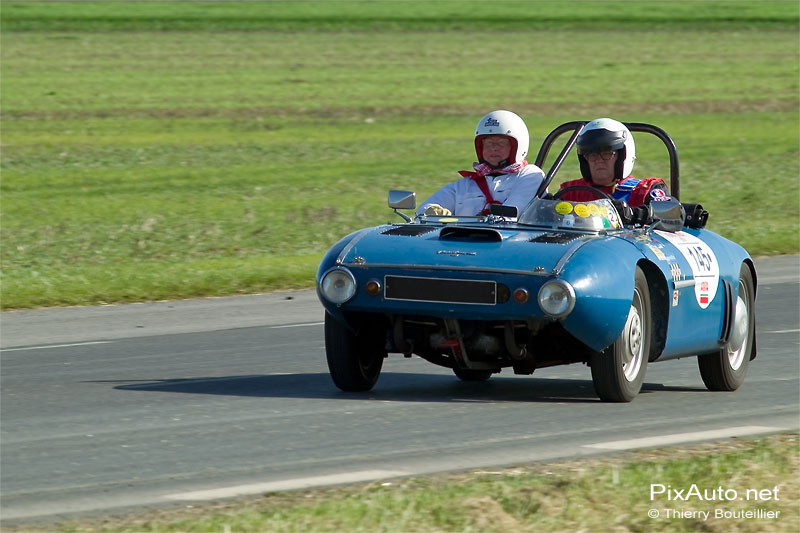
453,367,493,382
591,266,651,402
325,312,385,392
697,264,754,391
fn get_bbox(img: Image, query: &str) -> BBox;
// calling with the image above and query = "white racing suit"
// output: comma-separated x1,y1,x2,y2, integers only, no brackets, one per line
416,164,546,217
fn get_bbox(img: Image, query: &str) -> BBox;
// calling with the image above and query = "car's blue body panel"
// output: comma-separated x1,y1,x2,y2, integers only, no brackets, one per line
554,236,639,351
609,227,751,359
317,218,752,357
335,224,570,273
321,223,586,322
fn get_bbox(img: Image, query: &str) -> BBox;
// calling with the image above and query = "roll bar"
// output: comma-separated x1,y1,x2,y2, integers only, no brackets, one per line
533,121,680,201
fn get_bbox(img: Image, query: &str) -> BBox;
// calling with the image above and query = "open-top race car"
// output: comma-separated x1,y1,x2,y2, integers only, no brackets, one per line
316,121,756,402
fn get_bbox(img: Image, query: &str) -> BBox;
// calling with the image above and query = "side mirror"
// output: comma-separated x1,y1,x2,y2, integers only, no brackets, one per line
388,190,416,210
388,190,416,222
650,199,685,232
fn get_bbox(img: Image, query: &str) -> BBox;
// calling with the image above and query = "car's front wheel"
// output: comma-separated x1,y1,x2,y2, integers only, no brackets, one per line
325,312,386,392
697,264,755,391
591,266,651,402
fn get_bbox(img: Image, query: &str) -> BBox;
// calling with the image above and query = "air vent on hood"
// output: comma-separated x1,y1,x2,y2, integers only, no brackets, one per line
530,232,582,244
381,226,436,236
439,227,502,242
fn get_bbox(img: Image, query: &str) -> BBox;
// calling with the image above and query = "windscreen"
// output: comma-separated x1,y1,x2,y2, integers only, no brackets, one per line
518,197,622,231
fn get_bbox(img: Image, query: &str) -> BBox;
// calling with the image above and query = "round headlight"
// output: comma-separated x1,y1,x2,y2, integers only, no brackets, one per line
538,279,575,318
320,267,357,304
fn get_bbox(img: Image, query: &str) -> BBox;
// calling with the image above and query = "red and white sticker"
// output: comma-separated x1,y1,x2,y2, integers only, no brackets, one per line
655,230,719,309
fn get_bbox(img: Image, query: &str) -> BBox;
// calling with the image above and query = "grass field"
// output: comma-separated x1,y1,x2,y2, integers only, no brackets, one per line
9,433,798,532
1,1,798,309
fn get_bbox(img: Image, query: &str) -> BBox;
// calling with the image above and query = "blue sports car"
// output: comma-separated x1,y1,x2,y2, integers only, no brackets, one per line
316,121,756,402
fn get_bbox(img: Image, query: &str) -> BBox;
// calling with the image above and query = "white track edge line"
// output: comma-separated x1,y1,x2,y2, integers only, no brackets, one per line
1,341,112,352
583,425,787,451
163,470,408,501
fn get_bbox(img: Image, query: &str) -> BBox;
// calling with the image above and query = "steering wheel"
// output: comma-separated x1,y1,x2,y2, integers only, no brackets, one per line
552,185,615,202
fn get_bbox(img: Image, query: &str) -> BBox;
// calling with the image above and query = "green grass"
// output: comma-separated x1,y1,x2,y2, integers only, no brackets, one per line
2,1,797,32
12,433,798,532
1,2,798,309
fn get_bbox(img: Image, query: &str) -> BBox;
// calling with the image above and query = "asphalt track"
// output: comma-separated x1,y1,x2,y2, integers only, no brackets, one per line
1,256,798,525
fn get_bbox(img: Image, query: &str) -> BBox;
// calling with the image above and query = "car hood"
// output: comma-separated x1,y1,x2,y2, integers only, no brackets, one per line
334,223,601,274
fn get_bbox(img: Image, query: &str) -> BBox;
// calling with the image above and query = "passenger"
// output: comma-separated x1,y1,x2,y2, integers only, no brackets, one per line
559,118,670,207
417,110,546,217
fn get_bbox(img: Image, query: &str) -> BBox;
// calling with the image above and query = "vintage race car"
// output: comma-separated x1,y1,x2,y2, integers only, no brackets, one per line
316,121,756,402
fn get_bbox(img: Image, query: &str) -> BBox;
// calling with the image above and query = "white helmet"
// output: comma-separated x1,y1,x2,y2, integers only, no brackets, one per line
474,110,529,167
576,118,636,182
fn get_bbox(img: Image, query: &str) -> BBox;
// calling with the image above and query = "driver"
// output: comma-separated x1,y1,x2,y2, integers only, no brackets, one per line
558,118,670,207
417,110,545,217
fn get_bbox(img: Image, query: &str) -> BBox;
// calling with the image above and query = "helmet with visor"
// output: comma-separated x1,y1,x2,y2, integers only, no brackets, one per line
576,118,636,182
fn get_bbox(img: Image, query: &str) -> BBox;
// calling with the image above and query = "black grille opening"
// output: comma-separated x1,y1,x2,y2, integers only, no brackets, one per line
530,232,580,244
385,276,496,305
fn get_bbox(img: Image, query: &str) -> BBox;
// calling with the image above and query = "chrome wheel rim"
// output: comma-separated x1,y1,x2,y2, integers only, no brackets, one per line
727,280,750,371
622,289,644,382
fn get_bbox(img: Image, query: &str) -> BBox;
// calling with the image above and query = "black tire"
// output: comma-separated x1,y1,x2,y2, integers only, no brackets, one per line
453,367,493,382
324,312,385,392
697,264,754,391
591,266,651,402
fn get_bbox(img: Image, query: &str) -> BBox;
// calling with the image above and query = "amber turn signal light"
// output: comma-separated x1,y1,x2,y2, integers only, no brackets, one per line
512,287,529,304
365,279,382,297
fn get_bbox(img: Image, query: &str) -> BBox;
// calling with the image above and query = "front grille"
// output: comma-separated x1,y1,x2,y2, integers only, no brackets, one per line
385,275,496,305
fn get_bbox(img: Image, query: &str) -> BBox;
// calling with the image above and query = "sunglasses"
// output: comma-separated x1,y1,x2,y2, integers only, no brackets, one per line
580,149,617,161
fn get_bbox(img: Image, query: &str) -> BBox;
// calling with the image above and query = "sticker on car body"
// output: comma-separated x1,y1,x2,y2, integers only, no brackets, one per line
646,243,667,260
655,230,719,309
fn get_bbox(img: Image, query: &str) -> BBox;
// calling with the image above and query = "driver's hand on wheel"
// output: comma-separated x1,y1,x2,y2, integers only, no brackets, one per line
424,205,452,216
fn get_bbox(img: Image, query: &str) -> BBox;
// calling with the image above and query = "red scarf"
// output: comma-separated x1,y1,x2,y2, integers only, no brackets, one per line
458,161,528,215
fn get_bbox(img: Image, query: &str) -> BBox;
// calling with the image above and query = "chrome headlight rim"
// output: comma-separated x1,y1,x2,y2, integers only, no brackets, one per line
319,266,357,305
537,279,576,318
